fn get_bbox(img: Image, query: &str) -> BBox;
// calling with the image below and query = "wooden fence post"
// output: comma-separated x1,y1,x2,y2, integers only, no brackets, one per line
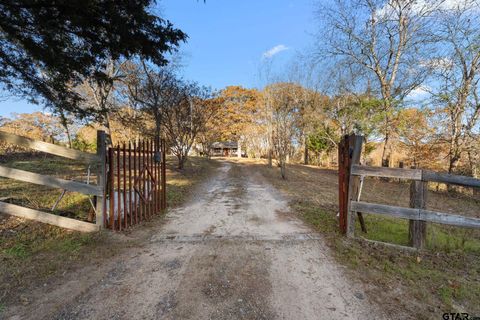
346,134,364,237
409,177,427,249
96,130,106,228
338,135,348,234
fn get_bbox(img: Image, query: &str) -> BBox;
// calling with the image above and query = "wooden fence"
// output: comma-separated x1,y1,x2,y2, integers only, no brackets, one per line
0,131,168,232
0,130,107,232
338,134,480,249
104,138,166,230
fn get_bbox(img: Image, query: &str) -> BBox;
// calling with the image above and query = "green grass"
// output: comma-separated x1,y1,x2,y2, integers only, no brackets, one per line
292,200,338,234
1,227,94,261
358,215,410,246
166,184,189,207
427,225,480,253
4,243,29,259
356,215,480,254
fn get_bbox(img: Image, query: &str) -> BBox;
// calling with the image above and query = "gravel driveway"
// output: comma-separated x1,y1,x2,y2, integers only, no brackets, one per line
5,160,386,320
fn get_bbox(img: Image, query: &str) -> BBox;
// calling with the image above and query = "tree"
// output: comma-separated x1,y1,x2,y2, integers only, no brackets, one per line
242,119,269,159
76,59,127,144
430,0,480,174
397,108,443,169
162,82,216,169
317,0,434,164
0,112,64,153
306,125,337,166
282,56,327,165
0,1,186,116
210,86,261,156
265,83,303,179
197,97,225,158
125,62,180,143
55,109,77,148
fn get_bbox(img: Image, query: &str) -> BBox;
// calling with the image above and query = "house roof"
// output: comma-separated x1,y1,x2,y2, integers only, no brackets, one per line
211,141,238,148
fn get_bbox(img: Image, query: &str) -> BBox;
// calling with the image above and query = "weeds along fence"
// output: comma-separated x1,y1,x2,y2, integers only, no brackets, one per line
0,130,107,232
105,138,166,230
338,134,480,249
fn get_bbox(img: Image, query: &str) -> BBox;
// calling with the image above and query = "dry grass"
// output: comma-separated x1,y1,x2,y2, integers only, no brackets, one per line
0,155,218,312
232,157,480,319
0,155,95,221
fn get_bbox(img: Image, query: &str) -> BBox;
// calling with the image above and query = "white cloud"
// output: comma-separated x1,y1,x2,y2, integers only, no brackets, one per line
407,85,431,99
262,45,289,59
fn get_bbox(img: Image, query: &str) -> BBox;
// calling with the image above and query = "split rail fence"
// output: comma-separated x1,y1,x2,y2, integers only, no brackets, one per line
0,131,167,232
0,131,106,232
338,134,480,249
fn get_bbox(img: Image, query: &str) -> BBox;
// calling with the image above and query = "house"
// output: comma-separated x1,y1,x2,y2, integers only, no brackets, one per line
211,141,240,157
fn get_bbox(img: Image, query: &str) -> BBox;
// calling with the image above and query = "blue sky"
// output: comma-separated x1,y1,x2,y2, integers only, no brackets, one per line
0,0,317,117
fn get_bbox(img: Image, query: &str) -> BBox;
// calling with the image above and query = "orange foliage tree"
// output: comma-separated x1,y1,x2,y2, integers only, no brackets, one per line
209,86,261,156
397,108,445,170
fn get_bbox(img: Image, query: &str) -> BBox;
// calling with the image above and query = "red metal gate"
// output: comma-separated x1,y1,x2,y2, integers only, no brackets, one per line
104,138,166,230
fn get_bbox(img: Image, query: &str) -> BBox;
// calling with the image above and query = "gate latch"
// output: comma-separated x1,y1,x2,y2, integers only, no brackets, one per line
154,151,161,163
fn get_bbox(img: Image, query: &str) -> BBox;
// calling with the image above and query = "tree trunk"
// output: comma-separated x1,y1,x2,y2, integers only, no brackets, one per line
380,98,392,165
304,143,309,165
65,128,72,149
104,114,113,146
59,111,72,148
280,160,286,179
178,154,186,170
268,149,273,167
381,130,390,166
448,154,459,174
155,123,161,146
447,155,460,193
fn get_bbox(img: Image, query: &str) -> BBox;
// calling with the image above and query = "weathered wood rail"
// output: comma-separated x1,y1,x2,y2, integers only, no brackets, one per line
0,201,100,232
0,130,106,232
350,201,480,228
0,166,102,196
351,164,480,188
0,131,100,163
338,134,480,249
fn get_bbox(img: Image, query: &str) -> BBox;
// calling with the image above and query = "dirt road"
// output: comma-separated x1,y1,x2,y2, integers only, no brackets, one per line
5,160,386,320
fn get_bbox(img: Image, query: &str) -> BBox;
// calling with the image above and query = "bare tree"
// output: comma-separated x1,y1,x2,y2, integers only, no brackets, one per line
56,109,75,148
124,61,180,142
77,59,126,145
317,0,435,164
266,83,303,179
431,0,480,174
162,82,216,169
